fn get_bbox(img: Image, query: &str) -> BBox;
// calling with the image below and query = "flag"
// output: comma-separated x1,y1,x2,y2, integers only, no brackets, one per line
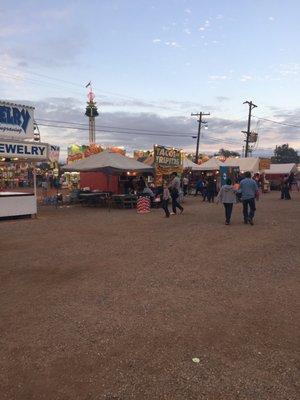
85,81,91,88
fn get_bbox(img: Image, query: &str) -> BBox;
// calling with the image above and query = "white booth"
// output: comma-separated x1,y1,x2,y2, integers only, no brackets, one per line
0,101,59,219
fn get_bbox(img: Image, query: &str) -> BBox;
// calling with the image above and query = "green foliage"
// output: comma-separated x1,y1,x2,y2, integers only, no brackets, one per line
214,148,240,158
271,144,299,164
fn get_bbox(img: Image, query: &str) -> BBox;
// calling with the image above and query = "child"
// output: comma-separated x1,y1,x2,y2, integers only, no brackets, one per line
216,178,236,225
162,181,170,218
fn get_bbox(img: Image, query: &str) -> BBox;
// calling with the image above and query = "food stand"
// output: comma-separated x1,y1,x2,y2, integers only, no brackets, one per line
62,150,154,206
153,145,183,185
0,101,58,218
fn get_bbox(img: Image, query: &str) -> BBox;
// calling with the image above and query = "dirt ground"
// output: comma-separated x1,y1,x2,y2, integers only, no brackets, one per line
0,192,299,400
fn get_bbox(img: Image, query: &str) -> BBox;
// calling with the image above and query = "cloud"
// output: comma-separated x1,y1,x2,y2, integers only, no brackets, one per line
152,38,161,43
12,97,244,159
0,5,87,68
184,8,192,14
268,16,275,21
40,7,71,21
240,75,253,82
278,63,300,77
164,41,181,48
184,28,191,35
209,75,229,81
10,97,299,161
216,96,230,102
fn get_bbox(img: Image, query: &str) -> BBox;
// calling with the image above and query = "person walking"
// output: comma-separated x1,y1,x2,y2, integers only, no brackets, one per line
239,171,259,225
162,181,170,217
169,172,184,214
194,177,203,197
182,176,189,196
207,177,216,203
216,178,236,225
281,175,291,200
202,179,208,201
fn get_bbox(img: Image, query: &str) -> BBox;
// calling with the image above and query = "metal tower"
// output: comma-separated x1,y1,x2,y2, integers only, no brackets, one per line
85,84,99,144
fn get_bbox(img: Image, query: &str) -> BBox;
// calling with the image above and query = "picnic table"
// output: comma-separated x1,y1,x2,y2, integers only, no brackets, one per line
79,192,110,207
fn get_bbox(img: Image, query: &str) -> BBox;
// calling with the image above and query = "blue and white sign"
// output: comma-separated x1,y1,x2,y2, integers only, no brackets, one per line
0,141,48,160
0,101,34,139
48,145,60,162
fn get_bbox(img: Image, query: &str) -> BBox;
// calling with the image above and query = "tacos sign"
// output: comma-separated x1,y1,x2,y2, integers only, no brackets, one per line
154,145,182,167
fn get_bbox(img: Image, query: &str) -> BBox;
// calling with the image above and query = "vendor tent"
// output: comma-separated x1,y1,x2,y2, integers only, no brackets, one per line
62,150,154,174
183,158,203,171
224,157,259,173
264,163,297,175
197,157,223,171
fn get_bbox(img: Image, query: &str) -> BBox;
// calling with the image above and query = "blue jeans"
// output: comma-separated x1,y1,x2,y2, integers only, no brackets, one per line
171,193,183,214
224,203,233,223
162,199,170,217
242,198,256,221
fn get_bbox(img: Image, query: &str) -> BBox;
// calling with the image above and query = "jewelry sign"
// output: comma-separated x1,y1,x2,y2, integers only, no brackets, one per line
154,145,182,167
0,101,35,140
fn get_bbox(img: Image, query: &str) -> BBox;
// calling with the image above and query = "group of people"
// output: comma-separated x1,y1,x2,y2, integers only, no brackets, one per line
216,171,259,225
162,172,184,218
161,171,260,226
132,170,296,224
194,176,217,203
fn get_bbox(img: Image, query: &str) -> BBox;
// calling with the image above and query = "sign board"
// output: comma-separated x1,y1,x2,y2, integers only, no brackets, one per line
154,145,182,167
259,158,271,171
48,145,60,163
67,143,102,163
0,101,35,139
248,132,258,143
220,166,240,186
0,140,48,160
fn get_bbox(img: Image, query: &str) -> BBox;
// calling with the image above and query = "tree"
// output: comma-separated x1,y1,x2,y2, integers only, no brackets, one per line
271,144,299,164
214,148,240,158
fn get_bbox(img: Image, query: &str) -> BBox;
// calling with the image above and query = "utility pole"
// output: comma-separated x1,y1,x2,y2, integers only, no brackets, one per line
242,100,257,157
191,111,210,164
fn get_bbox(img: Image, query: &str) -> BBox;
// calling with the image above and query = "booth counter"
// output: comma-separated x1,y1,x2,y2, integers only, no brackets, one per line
0,192,37,218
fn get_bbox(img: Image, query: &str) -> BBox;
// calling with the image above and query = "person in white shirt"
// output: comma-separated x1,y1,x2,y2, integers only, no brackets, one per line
182,176,189,196
169,172,184,214
216,178,236,225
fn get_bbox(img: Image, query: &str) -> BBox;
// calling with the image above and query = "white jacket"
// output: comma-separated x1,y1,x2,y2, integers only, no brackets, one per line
217,185,236,204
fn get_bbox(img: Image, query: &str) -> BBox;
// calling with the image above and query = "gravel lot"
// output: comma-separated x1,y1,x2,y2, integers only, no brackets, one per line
1,191,299,400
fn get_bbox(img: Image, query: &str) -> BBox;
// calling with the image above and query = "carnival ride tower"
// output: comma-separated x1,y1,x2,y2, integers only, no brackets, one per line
85,85,99,144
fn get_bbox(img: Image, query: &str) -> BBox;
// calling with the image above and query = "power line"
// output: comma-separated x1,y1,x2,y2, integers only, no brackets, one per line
0,68,181,112
36,117,243,139
253,115,300,129
37,122,240,144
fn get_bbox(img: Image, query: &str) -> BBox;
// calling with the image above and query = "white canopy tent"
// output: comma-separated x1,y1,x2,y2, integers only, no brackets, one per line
197,157,223,171
264,163,297,175
224,157,260,173
62,150,154,174
183,157,203,171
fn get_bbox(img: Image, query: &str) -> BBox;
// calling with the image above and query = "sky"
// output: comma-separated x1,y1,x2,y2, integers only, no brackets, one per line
0,0,300,160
